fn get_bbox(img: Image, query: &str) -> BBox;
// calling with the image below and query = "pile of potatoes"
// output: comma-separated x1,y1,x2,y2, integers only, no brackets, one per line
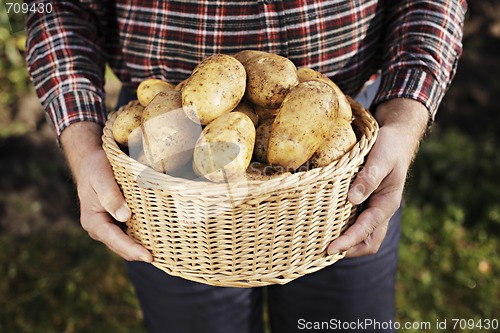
111,50,358,183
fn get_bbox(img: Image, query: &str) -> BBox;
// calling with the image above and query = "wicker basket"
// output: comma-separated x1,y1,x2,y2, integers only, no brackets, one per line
102,99,378,287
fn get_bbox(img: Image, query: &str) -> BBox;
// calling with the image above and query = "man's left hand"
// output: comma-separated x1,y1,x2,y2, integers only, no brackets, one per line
327,98,429,257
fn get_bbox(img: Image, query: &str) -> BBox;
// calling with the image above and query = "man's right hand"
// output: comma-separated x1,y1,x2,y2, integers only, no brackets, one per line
61,122,153,262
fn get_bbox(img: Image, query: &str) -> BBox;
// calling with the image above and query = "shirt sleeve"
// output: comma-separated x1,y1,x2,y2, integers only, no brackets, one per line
25,1,108,138
373,0,467,118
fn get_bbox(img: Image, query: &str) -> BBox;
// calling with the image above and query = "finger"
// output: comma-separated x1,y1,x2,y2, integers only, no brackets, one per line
344,216,389,257
327,204,388,255
83,211,153,262
91,162,131,222
347,152,389,205
328,184,401,253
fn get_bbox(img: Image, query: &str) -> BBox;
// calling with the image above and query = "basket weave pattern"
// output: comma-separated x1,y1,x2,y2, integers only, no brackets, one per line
102,100,378,287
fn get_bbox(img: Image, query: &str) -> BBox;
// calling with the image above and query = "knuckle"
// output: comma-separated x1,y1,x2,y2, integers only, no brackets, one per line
366,240,382,255
87,232,100,242
80,217,92,233
360,227,374,243
359,165,380,187
84,226,100,241
370,206,391,224
343,233,359,248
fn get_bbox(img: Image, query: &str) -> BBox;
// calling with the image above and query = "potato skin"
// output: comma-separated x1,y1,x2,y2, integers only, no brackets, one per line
296,67,353,122
182,54,246,125
112,101,144,147
174,77,190,91
310,119,358,167
267,81,339,170
137,78,176,106
141,90,202,174
244,53,299,109
232,101,259,127
253,104,279,121
233,50,267,66
193,112,256,182
253,117,274,163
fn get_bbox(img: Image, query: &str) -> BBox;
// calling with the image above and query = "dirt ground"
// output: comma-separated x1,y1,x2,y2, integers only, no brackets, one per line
1,1,499,235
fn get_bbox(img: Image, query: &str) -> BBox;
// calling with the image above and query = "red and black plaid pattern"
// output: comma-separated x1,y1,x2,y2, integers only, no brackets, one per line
25,0,466,137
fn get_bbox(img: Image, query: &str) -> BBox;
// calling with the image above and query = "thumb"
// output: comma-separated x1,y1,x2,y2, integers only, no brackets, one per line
90,157,131,222
348,154,388,205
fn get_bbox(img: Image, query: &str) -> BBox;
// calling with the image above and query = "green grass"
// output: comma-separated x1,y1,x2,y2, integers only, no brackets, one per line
0,225,146,333
396,127,500,332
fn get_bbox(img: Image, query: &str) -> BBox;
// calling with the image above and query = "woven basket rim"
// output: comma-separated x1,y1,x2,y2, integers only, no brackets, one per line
102,98,378,195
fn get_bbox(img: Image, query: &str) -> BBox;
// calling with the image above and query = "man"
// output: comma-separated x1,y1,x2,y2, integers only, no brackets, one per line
26,1,466,332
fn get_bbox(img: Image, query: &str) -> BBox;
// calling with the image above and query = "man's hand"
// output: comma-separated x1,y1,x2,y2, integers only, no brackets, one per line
327,98,429,257
61,122,153,262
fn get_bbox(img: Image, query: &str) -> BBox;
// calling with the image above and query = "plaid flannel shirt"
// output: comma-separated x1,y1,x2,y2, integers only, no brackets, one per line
25,0,466,137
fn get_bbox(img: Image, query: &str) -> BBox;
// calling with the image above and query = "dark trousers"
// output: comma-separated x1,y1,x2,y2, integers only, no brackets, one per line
117,88,400,333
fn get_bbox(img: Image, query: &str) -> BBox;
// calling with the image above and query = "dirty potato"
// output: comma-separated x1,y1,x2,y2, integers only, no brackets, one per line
182,54,246,125
296,67,353,122
233,49,268,66
244,53,299,109
137,78,176,106
112,100,144,147
141,90,202,174
253,104,279,121
232,101,259,127
253,117,274,163
310,119,358,167
267,81,339,170
193,112,256,182
174,77,190,91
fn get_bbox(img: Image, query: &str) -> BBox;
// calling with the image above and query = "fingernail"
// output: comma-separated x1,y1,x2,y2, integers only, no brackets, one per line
327,247,341,256
115,205,130,222
327,244,341,256
348,184,364,203
140,255,152,263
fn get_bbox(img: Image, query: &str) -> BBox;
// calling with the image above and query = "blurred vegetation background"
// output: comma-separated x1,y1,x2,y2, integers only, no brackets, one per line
0,2,498,332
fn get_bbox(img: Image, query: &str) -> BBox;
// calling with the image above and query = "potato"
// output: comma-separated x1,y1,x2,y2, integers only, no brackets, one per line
193,112,256,182
253,117,274,163
112,100,144,147
233,50,268,66
182,54,246,125
232,101,259,127
175,77,190,91
253,104,279,121
310,119,357,167
267,81,339,170
244,53,299,109
141,90,202,174
296,67,353,122
137,78,176,106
